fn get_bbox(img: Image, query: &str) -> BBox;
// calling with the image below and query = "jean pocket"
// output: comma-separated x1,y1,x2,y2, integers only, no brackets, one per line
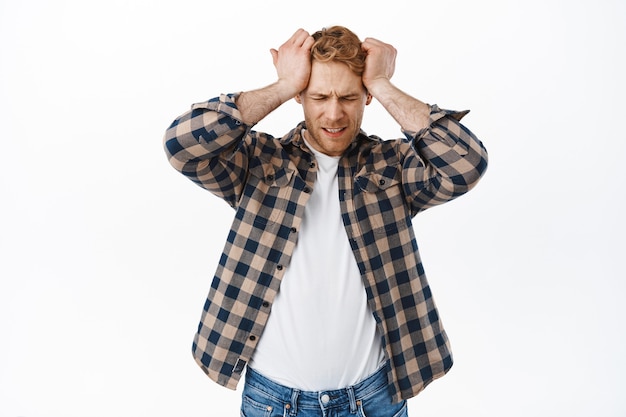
358,399,408,417
241,394,280,417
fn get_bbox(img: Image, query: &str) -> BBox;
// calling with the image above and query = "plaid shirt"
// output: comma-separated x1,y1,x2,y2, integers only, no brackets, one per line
164,93,488,402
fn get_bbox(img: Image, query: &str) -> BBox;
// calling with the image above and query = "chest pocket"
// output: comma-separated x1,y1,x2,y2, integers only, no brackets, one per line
244,158,295,227
355,164,409,234
355,165,400,192
249,161,294,187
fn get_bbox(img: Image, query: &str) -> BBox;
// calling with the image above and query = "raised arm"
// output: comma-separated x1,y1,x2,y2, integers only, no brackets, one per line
164,30,316,206
236,29,315,125
360,37,431,133
360,37,488,211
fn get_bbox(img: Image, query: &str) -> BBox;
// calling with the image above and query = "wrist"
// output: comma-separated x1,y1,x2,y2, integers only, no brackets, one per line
274,78,304,103
363,77,393,98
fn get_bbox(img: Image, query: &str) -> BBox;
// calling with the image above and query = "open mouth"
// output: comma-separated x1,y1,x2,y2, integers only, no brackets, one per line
323,127,346,135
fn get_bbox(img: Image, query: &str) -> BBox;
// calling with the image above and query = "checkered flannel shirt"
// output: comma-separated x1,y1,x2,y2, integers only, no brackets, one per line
164,93,488,402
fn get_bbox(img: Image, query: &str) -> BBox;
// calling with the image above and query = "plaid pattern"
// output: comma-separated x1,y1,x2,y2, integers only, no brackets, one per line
163,93,488,402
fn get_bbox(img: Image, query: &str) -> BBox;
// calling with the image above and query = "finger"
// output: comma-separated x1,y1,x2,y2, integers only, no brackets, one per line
291,28,312,46
363,37,386,44
361,38,377,53
362,37,379,46
362,37,391,53
302,34,315,50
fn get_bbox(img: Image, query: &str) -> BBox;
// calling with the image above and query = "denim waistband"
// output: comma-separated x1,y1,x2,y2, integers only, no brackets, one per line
244,364,390,413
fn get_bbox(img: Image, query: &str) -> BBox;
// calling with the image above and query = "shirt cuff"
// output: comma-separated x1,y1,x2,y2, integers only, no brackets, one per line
190,93,247,126
402,104,470,140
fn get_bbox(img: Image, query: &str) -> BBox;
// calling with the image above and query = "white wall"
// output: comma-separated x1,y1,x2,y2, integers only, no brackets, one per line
1,0,624,416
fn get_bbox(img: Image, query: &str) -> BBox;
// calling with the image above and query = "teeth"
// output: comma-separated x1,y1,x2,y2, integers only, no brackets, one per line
326,128,342,133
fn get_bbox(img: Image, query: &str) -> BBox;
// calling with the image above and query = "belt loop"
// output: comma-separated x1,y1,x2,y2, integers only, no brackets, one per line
347,386,357,414
289,389,300,415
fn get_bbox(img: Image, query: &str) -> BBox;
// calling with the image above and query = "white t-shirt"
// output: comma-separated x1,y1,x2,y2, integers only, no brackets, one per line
249,137,385,390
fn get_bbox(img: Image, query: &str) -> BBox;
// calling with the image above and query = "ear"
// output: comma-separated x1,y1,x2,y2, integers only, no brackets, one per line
365,92,372,105
295,93,302,104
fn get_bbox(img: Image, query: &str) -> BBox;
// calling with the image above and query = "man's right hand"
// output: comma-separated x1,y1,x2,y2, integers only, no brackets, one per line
270,28,315,99
236,29,314,125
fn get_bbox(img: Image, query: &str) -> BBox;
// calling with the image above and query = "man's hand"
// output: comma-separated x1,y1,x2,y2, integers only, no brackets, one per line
236,29,314,125
361,37,397,93
360,37,430,133
270,28,315,99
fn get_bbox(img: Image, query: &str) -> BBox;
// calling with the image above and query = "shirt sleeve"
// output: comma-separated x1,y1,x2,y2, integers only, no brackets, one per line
401,104,489,212
162,93,251,207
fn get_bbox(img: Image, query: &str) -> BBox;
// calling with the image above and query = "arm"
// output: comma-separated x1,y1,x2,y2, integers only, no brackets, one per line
360,37,488,211
361,37,430,133
403,107,488,212
163,29,315,205
236,29,315,125
163,94,251,207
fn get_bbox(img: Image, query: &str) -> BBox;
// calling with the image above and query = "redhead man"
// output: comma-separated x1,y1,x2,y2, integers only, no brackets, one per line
164,26,488,417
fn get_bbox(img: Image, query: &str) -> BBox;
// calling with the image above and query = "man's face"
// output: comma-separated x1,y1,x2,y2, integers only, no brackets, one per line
296,61,372,157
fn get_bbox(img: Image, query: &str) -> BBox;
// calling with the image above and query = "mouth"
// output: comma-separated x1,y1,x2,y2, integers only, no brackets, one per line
323,127,346,137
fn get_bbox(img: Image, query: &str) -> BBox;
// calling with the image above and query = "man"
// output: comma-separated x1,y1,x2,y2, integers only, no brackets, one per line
164,26,488,417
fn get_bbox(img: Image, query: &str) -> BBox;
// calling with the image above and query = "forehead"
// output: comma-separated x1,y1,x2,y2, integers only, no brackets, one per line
306,61,364,96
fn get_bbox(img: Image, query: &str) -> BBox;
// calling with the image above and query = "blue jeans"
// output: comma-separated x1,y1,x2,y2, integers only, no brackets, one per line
241,365,408,417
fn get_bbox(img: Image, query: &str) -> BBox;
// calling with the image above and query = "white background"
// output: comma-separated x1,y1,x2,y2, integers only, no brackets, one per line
1,0,625,416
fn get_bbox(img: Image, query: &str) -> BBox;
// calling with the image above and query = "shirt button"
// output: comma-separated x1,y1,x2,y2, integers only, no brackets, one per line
321,394,330,404
277,265,283,270
303,187,311,193
290,227,297,233
262,301,270,308
249,335,256,341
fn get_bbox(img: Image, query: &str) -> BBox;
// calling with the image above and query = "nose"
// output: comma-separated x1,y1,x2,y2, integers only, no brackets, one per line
324,98,343,121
